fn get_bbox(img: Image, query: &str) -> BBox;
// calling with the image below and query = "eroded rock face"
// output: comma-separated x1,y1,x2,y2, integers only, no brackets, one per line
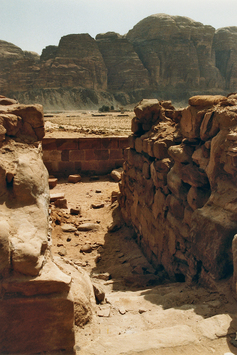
0,98,76,354
213,27,237,91
39,34,107,91
96,32,150,92
1,14,237,108
0,40,40,94
119,94,237,287
126,14,224,94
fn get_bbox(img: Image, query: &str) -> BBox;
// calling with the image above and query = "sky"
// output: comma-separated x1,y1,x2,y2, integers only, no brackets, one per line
1,0,237,55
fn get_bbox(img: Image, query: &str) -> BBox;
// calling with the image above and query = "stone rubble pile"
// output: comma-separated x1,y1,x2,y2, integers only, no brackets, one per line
119,94,237,287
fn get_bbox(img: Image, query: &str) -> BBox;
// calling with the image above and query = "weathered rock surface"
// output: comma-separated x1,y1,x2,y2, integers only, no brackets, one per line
96,32,150,93
39,34,107,91
1,14,237,109
0,40,40,94
0,98,94,354
119,95,237,288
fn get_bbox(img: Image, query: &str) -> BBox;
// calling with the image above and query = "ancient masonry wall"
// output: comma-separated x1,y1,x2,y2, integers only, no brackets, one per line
42,136,128,176
118,96,237,286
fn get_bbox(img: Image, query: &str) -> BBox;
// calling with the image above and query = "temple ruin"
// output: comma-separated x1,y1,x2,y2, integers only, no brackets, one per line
1,93,237,353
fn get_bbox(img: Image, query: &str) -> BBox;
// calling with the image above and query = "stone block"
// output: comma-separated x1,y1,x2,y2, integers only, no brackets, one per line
101,137,118,149
118,137,129,149
142,161,150,179
58,161,75,175
131,117,143,134
166,194,184,220
48,177,58,189
153,141,168,159
42,138,57,150
180,106,205,139
56,138,78,150
79,138,101,150
43,150,62,162
69,149,85,161
61,149,69,161
110,149,123,160
135,137,143,153
85,149,96,160
94,149,109,160
50,192,65,202
187,186,210,211
123,147,129,161
54,198,68,208
181,163,209,187
128,135,136,149
81,161,99,174
188,95,226,107
191,205,237,279
167,165,189,200
0,294,75,354
152,188,166,219
68,174,82,183
147,140,154,157
168,144,194,163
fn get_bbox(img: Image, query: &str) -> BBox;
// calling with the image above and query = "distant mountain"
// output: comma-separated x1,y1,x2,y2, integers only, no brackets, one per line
0,14,237,110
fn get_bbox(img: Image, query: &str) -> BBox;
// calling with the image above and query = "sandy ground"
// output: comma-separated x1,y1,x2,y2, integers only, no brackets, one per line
49,175,237,355
45,110,237,354
44,110,133,138
44,109,237,354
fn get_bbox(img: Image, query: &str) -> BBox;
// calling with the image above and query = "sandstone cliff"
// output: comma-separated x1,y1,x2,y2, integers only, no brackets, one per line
0,14,237,109
126,14,225,97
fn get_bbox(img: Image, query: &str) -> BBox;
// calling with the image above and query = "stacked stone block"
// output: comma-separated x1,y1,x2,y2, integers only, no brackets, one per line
119,95,237,285
42,136,128,176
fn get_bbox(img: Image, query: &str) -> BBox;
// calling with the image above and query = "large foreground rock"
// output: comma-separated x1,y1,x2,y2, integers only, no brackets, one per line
0,98,78,354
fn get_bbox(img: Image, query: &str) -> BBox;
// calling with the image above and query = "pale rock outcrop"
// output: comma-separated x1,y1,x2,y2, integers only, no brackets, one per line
119,94,237,287
0,97,90,354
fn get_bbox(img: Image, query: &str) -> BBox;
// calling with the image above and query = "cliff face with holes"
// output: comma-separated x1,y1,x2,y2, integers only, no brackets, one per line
0,14,237,109
118,94,237,286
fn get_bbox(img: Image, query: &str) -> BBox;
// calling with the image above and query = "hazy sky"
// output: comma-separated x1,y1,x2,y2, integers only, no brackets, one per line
1,0,237,55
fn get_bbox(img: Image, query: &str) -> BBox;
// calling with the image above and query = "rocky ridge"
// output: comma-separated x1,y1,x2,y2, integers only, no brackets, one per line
0,14,237,109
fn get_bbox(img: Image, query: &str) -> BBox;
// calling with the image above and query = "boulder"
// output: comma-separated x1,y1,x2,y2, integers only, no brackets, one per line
188,95,227,107
0,101,77,354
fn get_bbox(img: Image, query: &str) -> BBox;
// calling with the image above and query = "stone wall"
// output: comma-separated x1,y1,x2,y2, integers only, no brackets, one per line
118,95,237,286
42,136,128,176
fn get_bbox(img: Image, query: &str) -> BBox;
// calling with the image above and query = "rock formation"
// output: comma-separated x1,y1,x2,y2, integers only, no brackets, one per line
0,97,79,354
119,94,237,287
39,34,107,91
96,32,150,103
126,14,224,96
0,14,237,109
